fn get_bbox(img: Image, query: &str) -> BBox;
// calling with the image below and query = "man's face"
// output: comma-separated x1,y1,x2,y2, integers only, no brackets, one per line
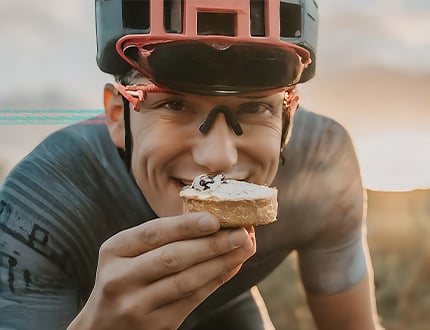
129,89,286,217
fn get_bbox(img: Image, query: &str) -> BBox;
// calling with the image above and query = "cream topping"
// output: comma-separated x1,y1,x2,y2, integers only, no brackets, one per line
180,174,277,201
191,173,225,191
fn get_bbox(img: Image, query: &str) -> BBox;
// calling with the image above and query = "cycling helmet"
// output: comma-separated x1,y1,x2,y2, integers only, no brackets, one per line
95,0,318,95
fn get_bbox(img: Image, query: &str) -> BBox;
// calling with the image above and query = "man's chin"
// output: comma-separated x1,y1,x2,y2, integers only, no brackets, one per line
154,188,184,217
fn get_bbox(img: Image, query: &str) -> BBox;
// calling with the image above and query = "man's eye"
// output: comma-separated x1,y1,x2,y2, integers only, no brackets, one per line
237,103,271,114
161,100,185,111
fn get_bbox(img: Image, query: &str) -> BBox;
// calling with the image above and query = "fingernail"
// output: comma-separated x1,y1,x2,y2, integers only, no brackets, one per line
229,228,248,248
198,214,219,232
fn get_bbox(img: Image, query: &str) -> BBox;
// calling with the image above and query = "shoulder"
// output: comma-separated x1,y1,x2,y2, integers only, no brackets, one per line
280,108,362,197
281,108,362,195
1,117,147,225
0,119,122,212
276,109,365,244
286,109,353,164
40,118,113,159
14,119,121,179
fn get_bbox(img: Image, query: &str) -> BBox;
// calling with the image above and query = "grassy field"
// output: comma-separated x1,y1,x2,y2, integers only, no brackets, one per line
258,189,430,330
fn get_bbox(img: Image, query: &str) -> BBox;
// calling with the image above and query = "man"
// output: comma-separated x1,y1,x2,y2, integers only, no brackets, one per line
0,1,382,329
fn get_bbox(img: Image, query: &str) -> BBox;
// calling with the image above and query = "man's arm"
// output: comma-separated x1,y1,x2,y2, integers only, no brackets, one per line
286,111,384,329
306,257,383,330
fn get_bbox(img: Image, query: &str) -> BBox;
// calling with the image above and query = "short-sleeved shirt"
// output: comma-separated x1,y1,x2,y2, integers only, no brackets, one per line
0,109,367,329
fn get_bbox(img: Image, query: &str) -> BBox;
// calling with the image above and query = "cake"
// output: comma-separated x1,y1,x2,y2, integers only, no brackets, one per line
179,174,278,227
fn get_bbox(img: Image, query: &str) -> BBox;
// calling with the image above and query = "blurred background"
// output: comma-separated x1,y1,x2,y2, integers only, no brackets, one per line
0,0,429,329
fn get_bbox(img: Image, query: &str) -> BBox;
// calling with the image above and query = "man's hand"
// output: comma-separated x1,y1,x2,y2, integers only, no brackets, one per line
68,212,256,330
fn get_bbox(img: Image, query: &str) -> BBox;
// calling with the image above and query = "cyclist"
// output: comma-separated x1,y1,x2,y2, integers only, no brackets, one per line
0,1,382,329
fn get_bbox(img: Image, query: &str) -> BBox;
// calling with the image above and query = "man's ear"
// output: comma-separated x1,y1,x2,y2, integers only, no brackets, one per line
280,88,300,151
104,83,125,149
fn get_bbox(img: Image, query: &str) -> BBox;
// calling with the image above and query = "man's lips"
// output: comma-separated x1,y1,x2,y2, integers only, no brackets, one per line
177,179,192,187
174,177,249,187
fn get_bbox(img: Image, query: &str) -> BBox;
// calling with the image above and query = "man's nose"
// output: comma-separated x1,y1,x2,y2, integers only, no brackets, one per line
192,112,238,173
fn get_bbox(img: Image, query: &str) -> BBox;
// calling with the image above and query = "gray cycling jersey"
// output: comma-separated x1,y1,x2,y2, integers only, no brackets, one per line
0,109,367,329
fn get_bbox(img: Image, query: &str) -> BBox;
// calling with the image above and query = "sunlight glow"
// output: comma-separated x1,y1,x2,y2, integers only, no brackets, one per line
355,131,430,191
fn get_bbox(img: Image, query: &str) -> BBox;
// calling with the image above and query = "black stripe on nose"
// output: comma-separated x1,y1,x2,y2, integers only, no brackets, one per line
199,105,243,136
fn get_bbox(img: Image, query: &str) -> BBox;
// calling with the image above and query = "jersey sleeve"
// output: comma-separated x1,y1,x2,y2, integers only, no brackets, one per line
285,111,368,295
0,125,109,329
0,122,155,329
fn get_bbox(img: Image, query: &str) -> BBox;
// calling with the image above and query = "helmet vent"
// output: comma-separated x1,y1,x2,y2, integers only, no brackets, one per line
250,0,265,37
122,0,150,30
280,2,302,38
197,12,236,36
164,0,183,33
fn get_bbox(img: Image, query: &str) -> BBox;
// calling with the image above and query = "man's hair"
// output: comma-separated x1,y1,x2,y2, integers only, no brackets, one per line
114,69,144,85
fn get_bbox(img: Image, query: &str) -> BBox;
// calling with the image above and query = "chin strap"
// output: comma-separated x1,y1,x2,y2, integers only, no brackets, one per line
121,96,132,171
280,88,300,165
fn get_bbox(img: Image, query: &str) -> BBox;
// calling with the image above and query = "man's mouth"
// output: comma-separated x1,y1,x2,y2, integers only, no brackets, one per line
174,176,249,188
178,179,192,187
173,178,194,188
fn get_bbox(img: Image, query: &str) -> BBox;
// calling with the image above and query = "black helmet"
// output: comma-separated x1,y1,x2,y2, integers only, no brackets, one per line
95,0,318,95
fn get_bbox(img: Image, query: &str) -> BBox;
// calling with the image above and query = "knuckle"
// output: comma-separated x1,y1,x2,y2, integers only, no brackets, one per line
234,234,256,258
207,236,221,255
99,239,114,257
140,222,162,246
223,248,252,274
220,264,242,284
159,247,181,271
176,218,193,236
115,299,144,328
99,271,122,299
98,239,119,263
173,273,195,296
250,242,257,255
116,298,136,320
244,239,257,256
224,258,236,274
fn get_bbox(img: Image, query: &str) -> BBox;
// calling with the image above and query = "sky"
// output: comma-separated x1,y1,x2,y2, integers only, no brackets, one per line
0,0,429,191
